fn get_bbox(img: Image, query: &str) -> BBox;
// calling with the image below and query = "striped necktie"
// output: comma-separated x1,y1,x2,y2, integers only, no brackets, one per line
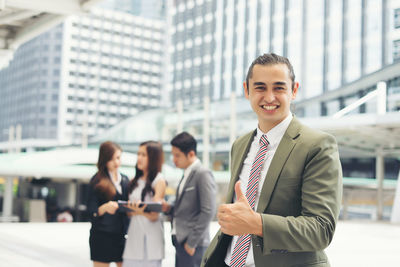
230,134,269,267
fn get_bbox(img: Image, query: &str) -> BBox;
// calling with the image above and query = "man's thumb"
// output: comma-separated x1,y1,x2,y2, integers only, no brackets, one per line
235,181,247,202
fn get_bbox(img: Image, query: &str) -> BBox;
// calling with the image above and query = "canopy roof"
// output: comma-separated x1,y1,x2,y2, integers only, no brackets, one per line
0,0,102,69
301,112,400,158
0,147,232,184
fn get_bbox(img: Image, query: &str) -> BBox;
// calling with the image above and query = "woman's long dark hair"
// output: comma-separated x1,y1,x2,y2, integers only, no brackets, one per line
129,141,164,201
91,141,122,200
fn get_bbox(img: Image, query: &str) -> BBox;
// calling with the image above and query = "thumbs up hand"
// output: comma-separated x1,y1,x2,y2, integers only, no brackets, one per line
217,181,263,236
234,180,249,205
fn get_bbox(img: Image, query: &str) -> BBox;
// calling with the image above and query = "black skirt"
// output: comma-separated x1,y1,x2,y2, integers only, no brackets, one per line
89,229,126,262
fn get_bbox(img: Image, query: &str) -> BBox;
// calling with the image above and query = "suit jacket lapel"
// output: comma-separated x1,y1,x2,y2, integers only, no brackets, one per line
226,130,256,203
256,117,301,213
121,175,128,198
176,165,197,206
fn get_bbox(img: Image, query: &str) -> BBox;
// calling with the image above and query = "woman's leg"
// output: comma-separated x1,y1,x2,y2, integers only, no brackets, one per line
116,262,123,267
93,261,109,267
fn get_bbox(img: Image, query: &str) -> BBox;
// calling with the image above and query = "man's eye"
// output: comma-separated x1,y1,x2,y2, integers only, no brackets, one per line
275,87,285,90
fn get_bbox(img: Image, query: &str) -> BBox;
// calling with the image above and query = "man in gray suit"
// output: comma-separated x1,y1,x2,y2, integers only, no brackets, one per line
164,132,216,267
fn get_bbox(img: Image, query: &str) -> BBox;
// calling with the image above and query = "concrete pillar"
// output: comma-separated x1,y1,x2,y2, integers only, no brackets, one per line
67,182,77,208
376,152,384,220
8,125,14,153
391,167,400,223
15,124,21,153
2,177,14,217
74,180,80,222
203,96,210,168
376,81,386,115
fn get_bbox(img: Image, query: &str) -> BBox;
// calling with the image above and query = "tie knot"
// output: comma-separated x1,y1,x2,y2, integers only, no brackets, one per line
259,134,269,147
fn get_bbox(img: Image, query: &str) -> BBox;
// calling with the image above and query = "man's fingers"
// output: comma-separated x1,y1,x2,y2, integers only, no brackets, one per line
218,203,229,213
234,181,247,202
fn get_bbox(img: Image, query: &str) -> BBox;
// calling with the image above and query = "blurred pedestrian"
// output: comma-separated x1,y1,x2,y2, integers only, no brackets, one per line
57,207,73,222
87,141,130,267
123,141,167,267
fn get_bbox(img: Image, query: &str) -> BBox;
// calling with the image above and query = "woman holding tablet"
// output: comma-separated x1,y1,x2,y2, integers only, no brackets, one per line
123,140,167,267
87,141,130,267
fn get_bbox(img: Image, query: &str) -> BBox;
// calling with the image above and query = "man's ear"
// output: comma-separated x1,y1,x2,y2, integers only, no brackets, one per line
188,150,196,159
243,82,249,99
292,82,299,100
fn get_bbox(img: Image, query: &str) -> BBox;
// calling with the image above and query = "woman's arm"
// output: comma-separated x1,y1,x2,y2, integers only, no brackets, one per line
144,178,166,221
130,179,166,222
98,201,119,216
153,178,166,202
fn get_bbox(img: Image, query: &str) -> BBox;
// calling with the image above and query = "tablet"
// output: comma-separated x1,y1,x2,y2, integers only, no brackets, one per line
118,200,162,213
117,200,133,212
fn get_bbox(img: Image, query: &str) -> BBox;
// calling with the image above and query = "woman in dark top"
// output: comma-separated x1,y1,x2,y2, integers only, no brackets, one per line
87,141,130,267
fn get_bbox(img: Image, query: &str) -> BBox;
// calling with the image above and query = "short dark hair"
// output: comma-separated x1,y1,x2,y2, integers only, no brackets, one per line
245,53,295,90
170,132,197,155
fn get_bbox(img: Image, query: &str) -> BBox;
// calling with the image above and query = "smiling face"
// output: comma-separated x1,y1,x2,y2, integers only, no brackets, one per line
244,63,298,132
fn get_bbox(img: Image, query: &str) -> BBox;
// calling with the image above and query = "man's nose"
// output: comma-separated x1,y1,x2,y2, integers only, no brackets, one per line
263,90,275,102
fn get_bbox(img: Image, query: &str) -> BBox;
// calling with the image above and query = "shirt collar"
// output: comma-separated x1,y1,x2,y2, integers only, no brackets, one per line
256,113,293,147
184,158,200,177
108,170,121,184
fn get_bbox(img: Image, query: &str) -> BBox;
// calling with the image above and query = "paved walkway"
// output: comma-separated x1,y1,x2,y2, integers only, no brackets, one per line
0,221,399,267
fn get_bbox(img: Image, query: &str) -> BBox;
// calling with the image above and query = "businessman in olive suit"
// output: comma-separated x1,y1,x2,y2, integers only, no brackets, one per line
201,53,342,267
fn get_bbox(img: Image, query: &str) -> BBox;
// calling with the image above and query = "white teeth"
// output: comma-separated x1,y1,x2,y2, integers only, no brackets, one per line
262,105,276,110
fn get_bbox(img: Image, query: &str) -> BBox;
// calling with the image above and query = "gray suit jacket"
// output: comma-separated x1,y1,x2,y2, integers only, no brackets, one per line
202,117,342,267
173,162,217,248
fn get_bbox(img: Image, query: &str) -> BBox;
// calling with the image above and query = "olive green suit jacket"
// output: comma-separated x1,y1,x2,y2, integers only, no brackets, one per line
201,117,342,267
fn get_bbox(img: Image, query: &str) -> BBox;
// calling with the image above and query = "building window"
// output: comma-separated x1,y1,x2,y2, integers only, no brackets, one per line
395,8,400,29
394,40,400,61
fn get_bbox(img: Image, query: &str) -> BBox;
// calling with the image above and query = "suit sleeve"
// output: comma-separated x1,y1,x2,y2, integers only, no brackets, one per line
86,177,100,220
186,169,217,248
260,134,342,254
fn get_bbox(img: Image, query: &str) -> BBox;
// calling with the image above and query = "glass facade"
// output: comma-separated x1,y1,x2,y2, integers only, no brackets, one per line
169,0,400,116
344,0,362,83
327,0,343,91
99,0,166,19
0,25,63,141
0,8,166,145
365,0,382,73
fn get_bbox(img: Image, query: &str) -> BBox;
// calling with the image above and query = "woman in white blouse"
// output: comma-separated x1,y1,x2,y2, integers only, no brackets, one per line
122,141,166,267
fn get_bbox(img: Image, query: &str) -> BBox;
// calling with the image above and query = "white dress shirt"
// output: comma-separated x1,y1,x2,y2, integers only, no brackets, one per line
108,171,122,194
225,114,293,266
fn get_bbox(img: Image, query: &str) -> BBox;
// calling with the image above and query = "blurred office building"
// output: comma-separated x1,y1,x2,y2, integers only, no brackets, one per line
99,0,166,19
0,4,166,151
164,0,400,186
168,0,400,114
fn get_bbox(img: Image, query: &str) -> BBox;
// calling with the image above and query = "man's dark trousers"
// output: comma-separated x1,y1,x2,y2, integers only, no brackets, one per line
173,235,206,267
